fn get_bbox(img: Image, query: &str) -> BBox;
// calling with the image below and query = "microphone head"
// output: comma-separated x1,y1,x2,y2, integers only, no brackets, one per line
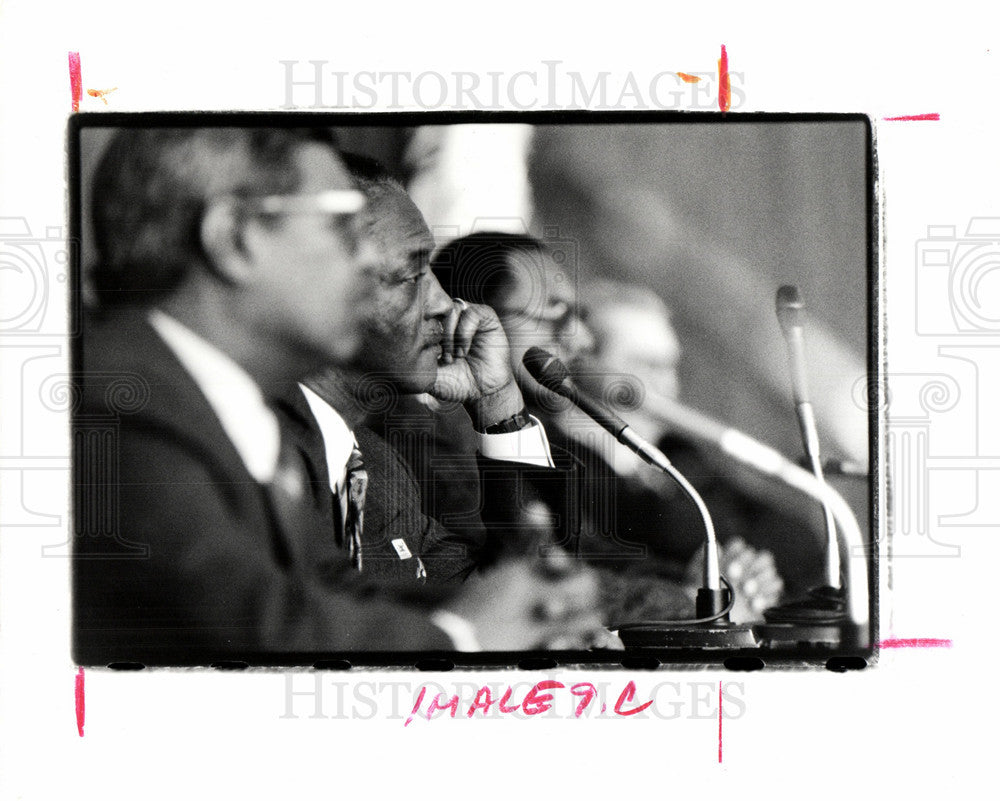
775,284,804,336
522,347,570,394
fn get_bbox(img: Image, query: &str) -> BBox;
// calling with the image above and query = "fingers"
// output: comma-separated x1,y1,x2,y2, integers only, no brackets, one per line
443,297,490,363
451,301,485,361
545,617,621,650
743,549,778,582
723,537,748,562
440,298,466,365
733,546,783,611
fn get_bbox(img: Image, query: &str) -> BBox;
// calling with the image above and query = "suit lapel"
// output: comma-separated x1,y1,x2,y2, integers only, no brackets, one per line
270,387,352,582
82,308,252,486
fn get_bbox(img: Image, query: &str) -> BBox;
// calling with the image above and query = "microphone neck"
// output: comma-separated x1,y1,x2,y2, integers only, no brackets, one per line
557,379,629,439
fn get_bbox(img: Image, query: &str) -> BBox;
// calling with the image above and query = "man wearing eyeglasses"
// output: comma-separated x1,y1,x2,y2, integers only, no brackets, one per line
424,233,598,558
74,127,453,663
430,232,597,410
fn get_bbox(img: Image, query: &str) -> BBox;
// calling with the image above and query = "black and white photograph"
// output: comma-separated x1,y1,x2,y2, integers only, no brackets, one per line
70,114,876,666
5,2,999,796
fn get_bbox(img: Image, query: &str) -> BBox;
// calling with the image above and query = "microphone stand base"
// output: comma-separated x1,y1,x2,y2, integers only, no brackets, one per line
754,587,869,649
751,622,843,649
619,623,759,650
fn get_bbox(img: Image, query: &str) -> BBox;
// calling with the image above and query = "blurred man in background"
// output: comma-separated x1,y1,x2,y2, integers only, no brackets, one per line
432,236,788,623
576,281,798,621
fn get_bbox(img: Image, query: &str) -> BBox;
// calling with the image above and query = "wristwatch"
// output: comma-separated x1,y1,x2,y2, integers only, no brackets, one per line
482,407,532,435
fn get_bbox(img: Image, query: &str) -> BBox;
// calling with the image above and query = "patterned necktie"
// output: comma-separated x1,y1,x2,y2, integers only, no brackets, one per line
342,444,368,572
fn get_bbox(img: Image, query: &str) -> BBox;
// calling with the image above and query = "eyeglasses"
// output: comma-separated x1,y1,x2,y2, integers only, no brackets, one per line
499,299,588,331
245,190,366,216
218,189,367,252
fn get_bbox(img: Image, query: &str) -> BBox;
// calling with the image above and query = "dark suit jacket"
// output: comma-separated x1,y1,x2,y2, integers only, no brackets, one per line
73,308,449,665
369,396,585,570
276,389,484,591
353,425,483,583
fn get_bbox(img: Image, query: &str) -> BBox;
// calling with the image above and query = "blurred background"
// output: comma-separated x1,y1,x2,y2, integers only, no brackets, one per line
334,119,871,468
78,118,871,469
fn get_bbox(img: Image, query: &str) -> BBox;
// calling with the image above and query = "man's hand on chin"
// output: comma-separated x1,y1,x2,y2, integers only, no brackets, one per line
431,299,526,430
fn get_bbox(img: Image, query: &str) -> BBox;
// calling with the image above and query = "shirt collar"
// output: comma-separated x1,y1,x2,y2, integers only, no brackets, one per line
148,309,280,483
298,383,356,493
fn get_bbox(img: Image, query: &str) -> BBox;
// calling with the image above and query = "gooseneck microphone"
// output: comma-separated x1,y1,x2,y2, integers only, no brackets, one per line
523,347,732,620
522,341,870,650
637,391,870,645
523,348,626,433
775,285,840,589
775,286,810,405
523,348,673,478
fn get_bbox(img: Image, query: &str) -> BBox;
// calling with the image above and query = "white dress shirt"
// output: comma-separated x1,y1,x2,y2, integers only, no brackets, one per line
472,414,555,467
300,386,555,499
299,383,357,529
149,309,281,483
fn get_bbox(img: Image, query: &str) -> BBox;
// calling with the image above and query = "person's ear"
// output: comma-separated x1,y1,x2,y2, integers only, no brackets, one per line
200,201,256,285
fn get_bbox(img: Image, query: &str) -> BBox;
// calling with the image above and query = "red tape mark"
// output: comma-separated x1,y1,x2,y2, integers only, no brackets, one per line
717,45,731,112
881,113,940,121
717,681,723,763
68,52,82,113
880,637,952,648
75,667,85,737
